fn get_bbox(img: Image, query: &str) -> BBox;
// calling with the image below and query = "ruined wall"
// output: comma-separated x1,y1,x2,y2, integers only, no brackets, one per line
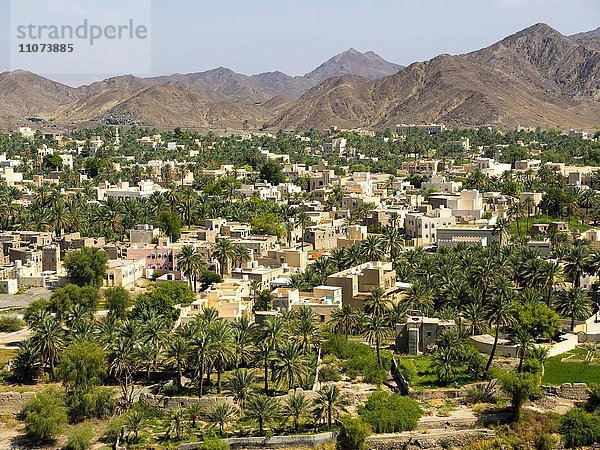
0,391,36,415
541,383,590,401
179,432,337,450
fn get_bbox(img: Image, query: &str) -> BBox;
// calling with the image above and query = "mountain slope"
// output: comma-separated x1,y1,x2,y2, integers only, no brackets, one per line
0,70,78,118
90,83,272,128
304,48,403,82
466,23,600,99
570,27,600,51
270,24,600,130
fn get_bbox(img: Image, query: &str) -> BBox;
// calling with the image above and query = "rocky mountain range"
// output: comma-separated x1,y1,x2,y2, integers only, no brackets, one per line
1,24,599,130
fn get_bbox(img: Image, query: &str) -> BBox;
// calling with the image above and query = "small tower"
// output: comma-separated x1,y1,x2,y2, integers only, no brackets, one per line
114,126,120,146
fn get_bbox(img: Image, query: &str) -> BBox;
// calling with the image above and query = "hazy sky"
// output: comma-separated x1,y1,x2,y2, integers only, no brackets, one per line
1,0,599,86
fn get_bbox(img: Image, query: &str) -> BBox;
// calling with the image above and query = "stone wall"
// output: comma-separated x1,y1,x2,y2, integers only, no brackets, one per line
0,391,36,415
367,429,495,450
408,382,489,402
139,393,236,412
179,432,337,450
542,383,590,401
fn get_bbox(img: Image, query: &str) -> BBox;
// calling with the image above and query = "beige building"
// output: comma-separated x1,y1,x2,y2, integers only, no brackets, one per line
104,258,146,287
326,261,398,311
258,249,307,270
404,209,456,246
189,278,253,321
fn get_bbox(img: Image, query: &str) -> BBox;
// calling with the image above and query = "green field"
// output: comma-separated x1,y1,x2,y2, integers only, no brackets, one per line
401,354,472,390
542,349,600,385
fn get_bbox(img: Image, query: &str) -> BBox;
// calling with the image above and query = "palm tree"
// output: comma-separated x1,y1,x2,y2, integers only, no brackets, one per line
556,287,593,331
295,314,321,351
232,321,256,368
124,409,149,443
580,189,597,224
463,299,486,336
310,256,333,285
405,280,434,315
167,408,186,440
207,402,238,437
538,260,564,306
177,245,201,289
189,329,214,397
12,340,43,383
244,394,280,435
274,341,310,390
362,315,391,367
233,244,252,269
329,248,347,271
228,368,256,408
492,218,510,245
361,235,385,261
186,403,203,429
209,319,235,393
165,336,189,389
364,286,391,318
30,315,64,378
259,317,287,393
522,196,536,229
564,245,591,288
508,202,526,234
296,211,311,250
212,238,235,276
179,188,197,228
484,290,516,373
313,385,349,430
282,392,309,432
140,313,169,376
330,304,360,339
107,337,139,406
431,346,459,385
513,328,535,373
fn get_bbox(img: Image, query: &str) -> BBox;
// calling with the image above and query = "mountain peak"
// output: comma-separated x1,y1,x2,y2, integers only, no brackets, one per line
304,49,403,82
508,22,563,40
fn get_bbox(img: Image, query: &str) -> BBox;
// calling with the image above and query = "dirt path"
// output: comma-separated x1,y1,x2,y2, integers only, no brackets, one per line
0,329,31,349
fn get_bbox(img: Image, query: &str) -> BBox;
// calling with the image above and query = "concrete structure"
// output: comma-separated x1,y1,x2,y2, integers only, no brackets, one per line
396,316,456,355
104,258,146,287
436,224,501,247
130,225,160,244
404,208,456,246
326,261,397,310
422,175,462,193
396,123,446,135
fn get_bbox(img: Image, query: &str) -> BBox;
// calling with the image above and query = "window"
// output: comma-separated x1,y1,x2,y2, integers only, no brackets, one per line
427,331,432,337
320,315,326,323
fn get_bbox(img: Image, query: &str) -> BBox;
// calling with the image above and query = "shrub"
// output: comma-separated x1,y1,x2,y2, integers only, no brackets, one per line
560,408,600,448
0,316,24,333
587,383,600,411
67,387,117,421
65,424,94,450
362,364,388,386
336,415,371,450
104,415,125,443
319,364,342,382
24,388,69,441
358,391,422,433
324,335,391,385
201,435,231,450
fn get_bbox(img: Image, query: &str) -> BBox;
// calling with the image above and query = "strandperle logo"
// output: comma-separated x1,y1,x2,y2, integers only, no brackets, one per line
9,0,152,77
15,19,149,46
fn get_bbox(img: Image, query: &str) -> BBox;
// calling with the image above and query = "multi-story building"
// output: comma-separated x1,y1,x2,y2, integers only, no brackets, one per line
404,208,456,246
326,261,398,310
